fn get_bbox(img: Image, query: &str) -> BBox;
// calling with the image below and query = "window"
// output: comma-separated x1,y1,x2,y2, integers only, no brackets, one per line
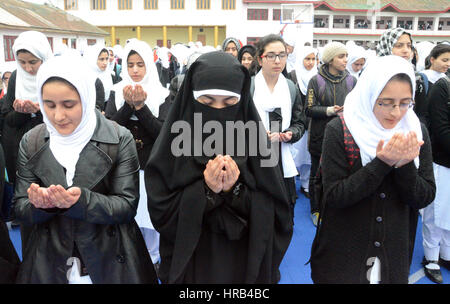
71,38,77,49
222,0,235,10
87,39,97,46
91,0,106,10
3,36,17,62
273,9,281,21
118,0,132,10
171,0,184,9
64,0,78,10
197,0,210,9
247,37,261,46
144,0,158,9
247,9,268,21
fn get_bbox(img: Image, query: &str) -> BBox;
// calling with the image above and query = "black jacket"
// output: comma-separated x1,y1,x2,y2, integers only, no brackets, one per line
310,118,435,284
13,111,157,284
0,142,20,283
105,91,172,168
305,65,356,157
0,70,43,184
428,77,450,168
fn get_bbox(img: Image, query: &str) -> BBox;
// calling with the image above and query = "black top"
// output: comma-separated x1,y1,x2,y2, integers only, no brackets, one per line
104,91,171,168
310,117,435,283
305,64,357,157
428,77,450,168
0,70,42,184
145,51,292,283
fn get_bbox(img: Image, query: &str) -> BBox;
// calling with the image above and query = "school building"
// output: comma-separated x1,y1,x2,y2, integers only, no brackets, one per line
0,0,107,70
46,0,450,48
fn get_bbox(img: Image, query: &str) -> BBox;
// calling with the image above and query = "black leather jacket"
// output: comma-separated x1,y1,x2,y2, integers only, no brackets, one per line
13,111,157,284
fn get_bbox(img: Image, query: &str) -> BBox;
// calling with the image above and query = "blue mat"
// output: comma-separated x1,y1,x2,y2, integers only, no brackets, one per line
7,179,449,284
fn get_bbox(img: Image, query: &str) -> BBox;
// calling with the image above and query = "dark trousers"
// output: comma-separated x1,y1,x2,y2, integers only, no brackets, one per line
308,154,320,214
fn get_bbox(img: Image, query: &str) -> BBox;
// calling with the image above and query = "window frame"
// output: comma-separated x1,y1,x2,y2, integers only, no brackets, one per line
170,0,185,10
247,8,268,21
3,35,18,62
222,0,236,10
197,0,210,10
144,0,158,9
64,0,78,10
118,0,133,10
91,0,106,10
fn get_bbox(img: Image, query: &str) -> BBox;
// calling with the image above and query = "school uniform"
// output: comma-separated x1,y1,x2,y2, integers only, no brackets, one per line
105,40,170,266
422,76,450,275
13,55,157,284
311,56,435,284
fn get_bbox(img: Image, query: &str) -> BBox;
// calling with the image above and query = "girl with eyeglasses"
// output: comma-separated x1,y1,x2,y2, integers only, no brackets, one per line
251,34,307,224
310,55,435,284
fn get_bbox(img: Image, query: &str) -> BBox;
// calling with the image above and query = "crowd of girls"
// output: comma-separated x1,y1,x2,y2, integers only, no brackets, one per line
0,28,448,284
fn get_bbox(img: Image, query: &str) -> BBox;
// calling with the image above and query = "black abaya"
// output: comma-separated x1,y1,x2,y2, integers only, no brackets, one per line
145,52,293,283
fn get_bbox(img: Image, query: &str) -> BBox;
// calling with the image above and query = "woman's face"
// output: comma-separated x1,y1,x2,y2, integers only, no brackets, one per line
196,94,239,109
127,53,146,82
351,58,366,73
108,50,115,63
97,51,109,71
329,53,348,72
303,53,316,71
17,51,42,76
257,41,287,78
241,52,254,70
373,79,412,129
2,72,11,89
430,52,450,74
42,81,83,136
391,34,412,61
225,42,238,58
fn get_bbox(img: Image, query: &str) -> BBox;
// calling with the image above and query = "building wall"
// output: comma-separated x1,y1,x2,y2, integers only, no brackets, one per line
55,0,450,49
0,28,105,70
56,0,243,47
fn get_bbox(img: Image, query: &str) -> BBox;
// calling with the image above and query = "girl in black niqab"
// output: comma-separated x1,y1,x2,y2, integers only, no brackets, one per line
145,51,293,283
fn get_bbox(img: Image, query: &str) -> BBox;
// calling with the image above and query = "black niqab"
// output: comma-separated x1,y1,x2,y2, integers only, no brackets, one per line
145,51,292,283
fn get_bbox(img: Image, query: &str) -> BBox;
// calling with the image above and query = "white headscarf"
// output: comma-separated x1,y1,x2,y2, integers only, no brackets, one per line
114,40,169,120
84,44,113,101
12,31,53,103
346,46,367,79
37,55,97,186
343,55,422,168
294,46,318,95
253,70,298,178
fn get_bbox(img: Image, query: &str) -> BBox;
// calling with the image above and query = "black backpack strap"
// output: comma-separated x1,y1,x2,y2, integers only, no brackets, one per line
26,124,47,158
97,121,120,165
338,112,360,166
250,76,255,98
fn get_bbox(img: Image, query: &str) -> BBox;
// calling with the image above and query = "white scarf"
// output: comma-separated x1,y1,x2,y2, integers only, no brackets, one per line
37,55,97,186
84,44,113,101
346,46,367,79
253,71,298,178
343,55,422,168
421,69,446,84
114,40,169,120
294,46,318,95
12,31,53,103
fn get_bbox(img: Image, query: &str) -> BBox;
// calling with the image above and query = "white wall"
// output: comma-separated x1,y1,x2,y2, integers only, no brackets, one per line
0,29,105,70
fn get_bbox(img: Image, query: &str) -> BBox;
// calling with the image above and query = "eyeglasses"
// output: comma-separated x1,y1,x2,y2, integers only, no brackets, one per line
376,98,414,111
261,52,287,62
